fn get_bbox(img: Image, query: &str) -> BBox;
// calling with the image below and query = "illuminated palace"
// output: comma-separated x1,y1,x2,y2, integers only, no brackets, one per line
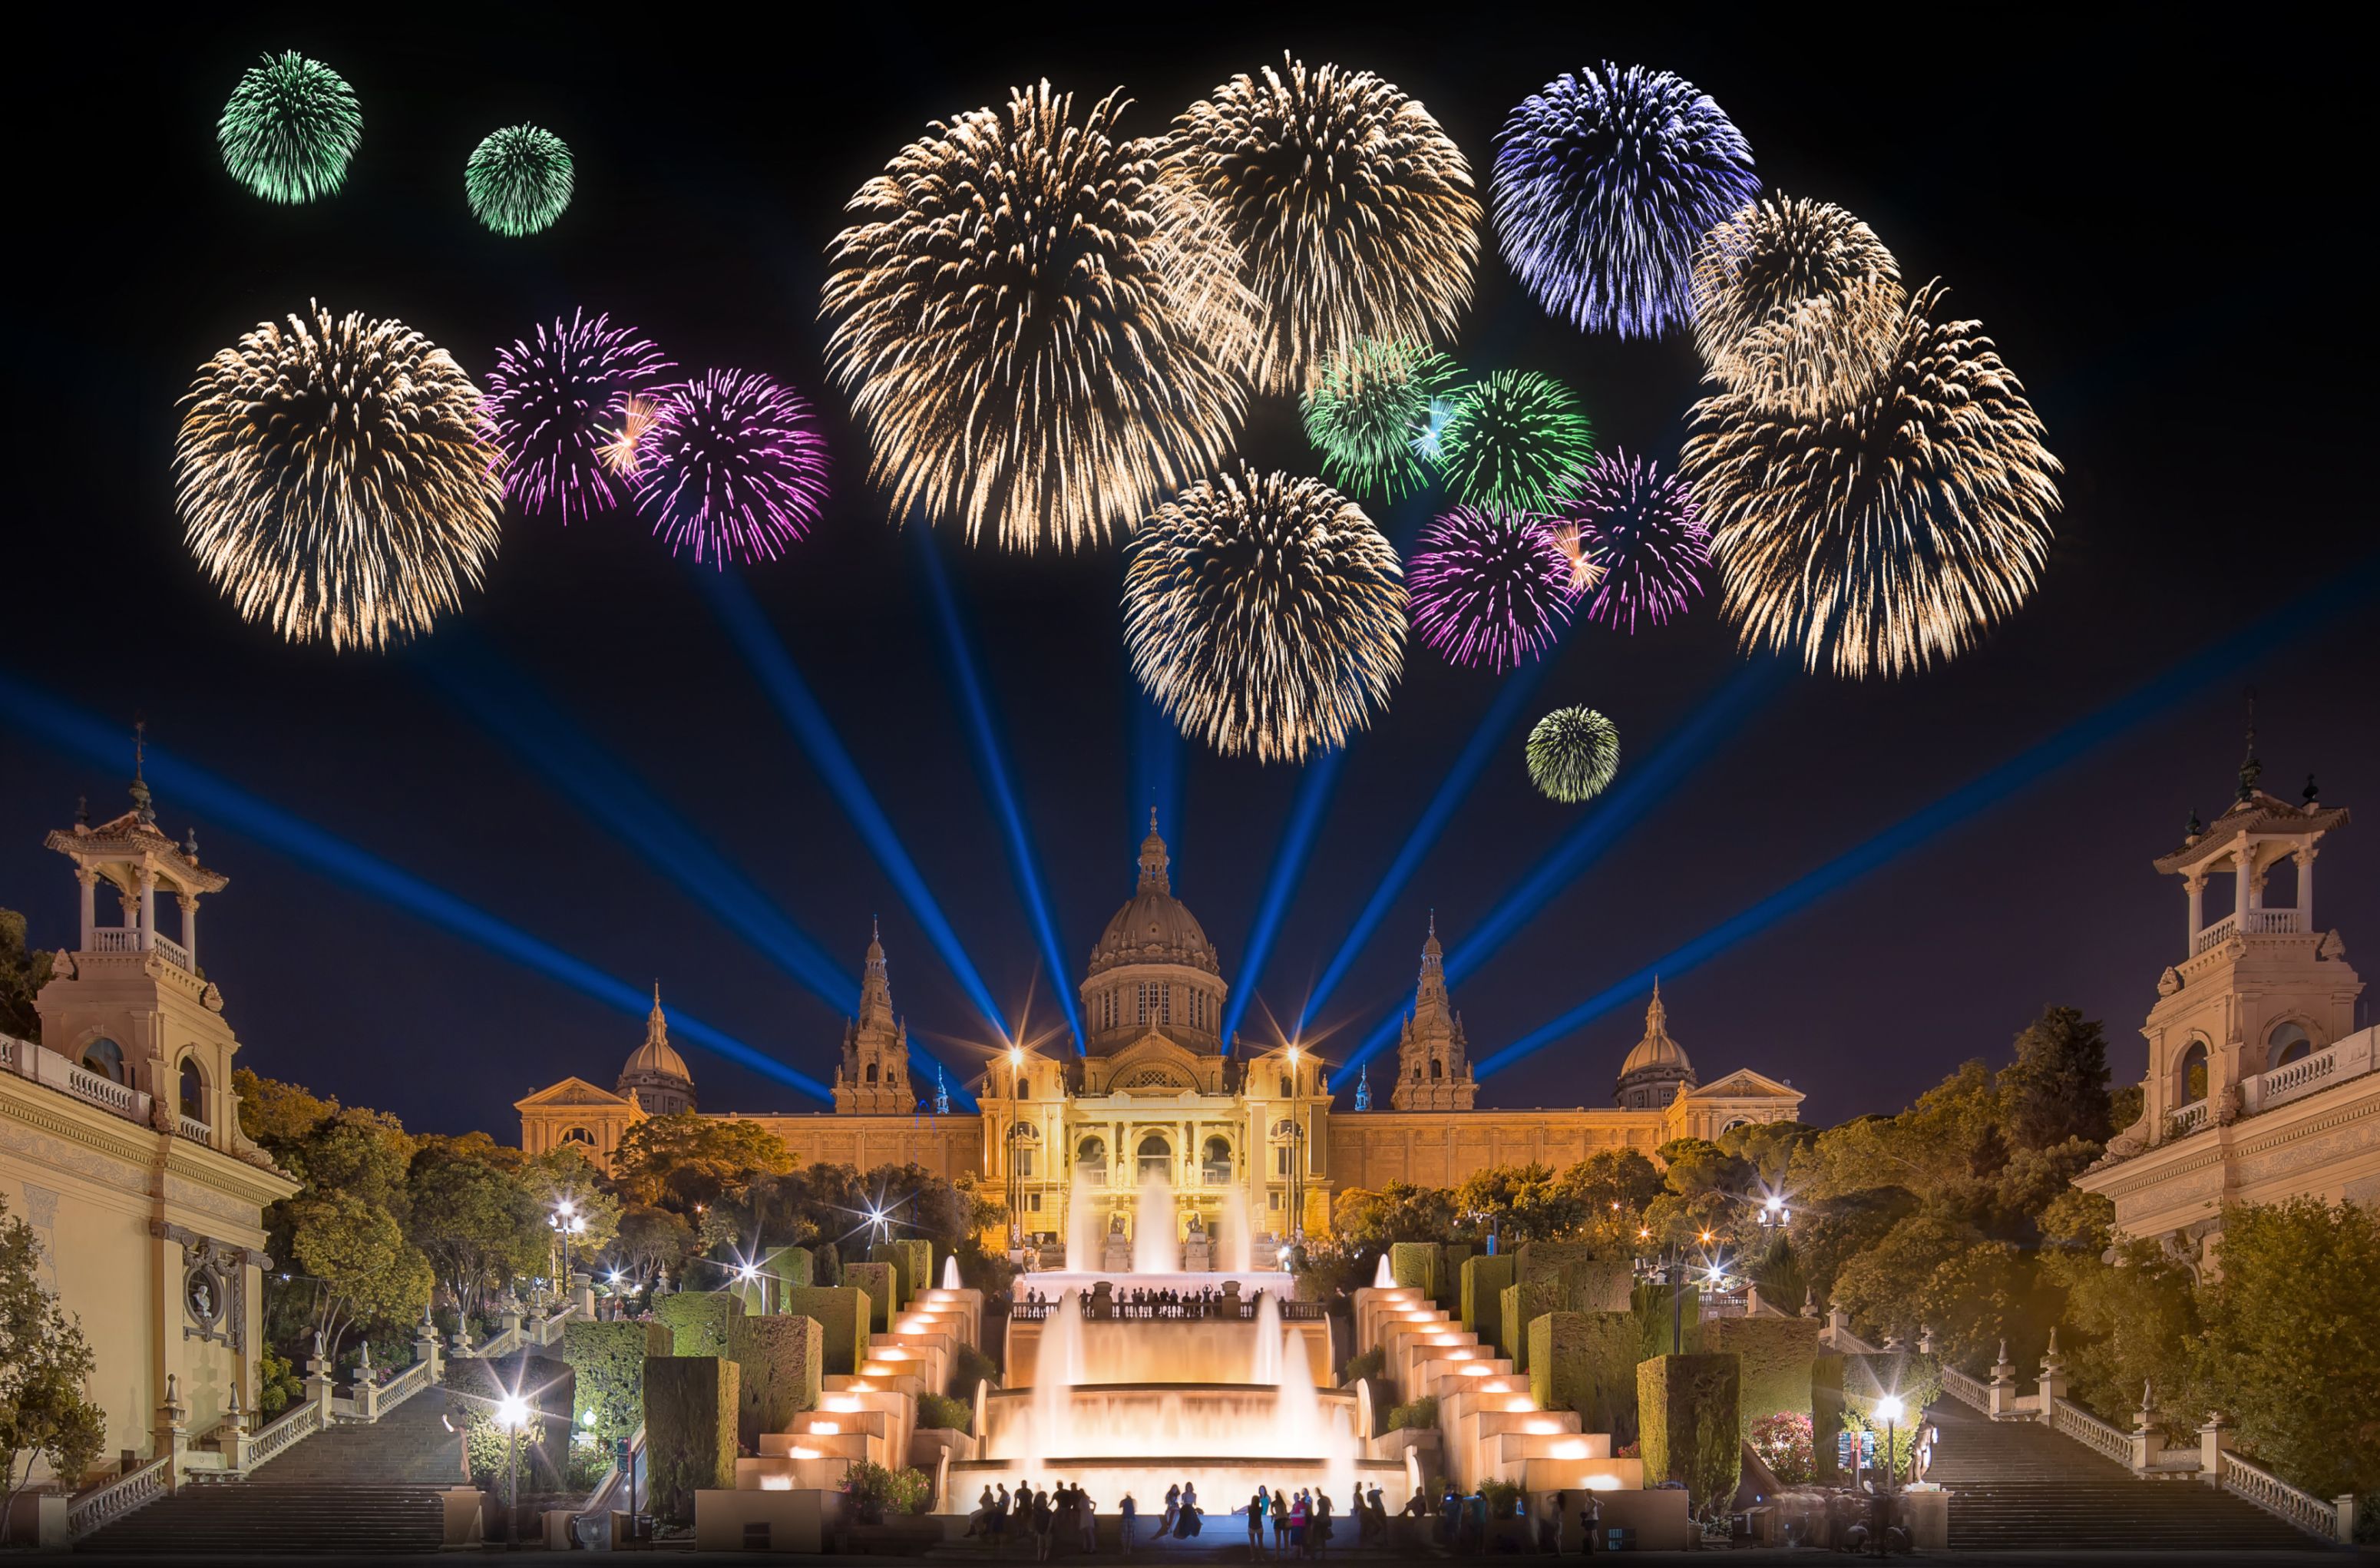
520,816,1802,1252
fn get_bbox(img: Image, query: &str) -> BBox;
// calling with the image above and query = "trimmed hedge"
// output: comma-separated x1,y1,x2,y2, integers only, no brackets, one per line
1709,1316,1822,1436
1528,1311,1638,1440
766,1245,815,1289
1383,1394,1439,1432
645,1356,735,1523
1517,1243,1631,1313
1438,1243,1472,1305
1638,1352,1742,1520
728,1313,823,1449
560,1321,661,1464
1812,1355,1846,1484
780,1286,871,1374
845,1262,897,1331
654,1290,739,1360
1461,1254,1516,1349
870,1239,931,1308
914,1391,971,1433
1631,1282,1702,1360
1389,1242,1437,1298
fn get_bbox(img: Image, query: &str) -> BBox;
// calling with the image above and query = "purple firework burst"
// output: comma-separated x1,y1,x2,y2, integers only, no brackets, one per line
1408,504,1576,670
484,311,671,521
1492,64,1757,338
1549,449,1709,631
633,370,830,565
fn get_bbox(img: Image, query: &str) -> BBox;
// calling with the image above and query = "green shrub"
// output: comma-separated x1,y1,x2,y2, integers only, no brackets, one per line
256,1346,300,1417
845,1262,897,1330
1388,1242,1437,1297
1750,1411,1815,1485
561,1320,654,1463
1528,1311,1638,1443
1461,1254,1517,1346
815,1240,841,1287
870,1239,931,1307
1340,1346,1385,1387
949,1341,1000,1398
779,1286,871,1374
1479,1478,1523,1518
1384,1394,1439,1432
914,1391,972,1432
1710,1316,1821,1436
653,1290,739,1359
841,1459,932,1520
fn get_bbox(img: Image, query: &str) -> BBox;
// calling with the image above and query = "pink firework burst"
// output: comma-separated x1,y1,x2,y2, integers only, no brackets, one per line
633,370,831,565
1408,503,1576,670
484,311,671,522
1549,449,1709,632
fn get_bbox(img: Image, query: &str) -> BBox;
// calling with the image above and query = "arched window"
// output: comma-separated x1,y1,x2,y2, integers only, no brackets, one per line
1136,1134,1170,1180
1412,1064,1422,1081
79,1037,125,1084
864,1061,879,1083
1430,1057,1444,1080
2268,1022,2313,1067
179,1057,207,1122
1280,1073,1294,1097
2178,1040,2210,1104
1076,1136,1106,1167
1016,1077,1030,1099
563,1126,595,1146
1202,1135,1231,1167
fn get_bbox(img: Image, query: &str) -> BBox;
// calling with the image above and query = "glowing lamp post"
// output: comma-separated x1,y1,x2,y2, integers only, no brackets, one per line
551,1200,588,1304
1271,1116,1308,1246
495,1394,532,1550
1875,1394,1905,1495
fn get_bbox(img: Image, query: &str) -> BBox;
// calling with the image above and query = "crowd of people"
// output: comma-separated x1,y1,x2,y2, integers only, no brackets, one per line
964,1478,1412,1556
1011,1285,1271,1322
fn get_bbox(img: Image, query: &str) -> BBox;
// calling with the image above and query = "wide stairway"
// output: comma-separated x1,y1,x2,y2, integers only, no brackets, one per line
1925,1399,2322,1552
79,1391,464,1554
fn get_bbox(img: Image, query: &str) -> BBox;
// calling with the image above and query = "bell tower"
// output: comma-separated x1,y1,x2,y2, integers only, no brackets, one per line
1391,916,1476,1110
2135,727,2358,1144
37,729,243,1150
835,921,914,1113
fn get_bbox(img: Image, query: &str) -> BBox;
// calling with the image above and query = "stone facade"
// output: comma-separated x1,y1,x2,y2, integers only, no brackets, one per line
519,821,1804,1249
1,770,299,1484
2074,768,2375,1276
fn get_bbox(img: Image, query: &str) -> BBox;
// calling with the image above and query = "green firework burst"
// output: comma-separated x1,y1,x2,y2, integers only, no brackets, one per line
1526,705,1619,802
1436,369,1595,511
217,51,362,203
465,124,574,237
1300,339,1466,502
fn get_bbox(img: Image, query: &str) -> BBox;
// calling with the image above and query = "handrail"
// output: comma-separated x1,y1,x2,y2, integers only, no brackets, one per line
2218,1451,2339,1540
66,1454,172,1540
376,1355,437,1414
1937,1365,1989,1411
247,1399,324,1470
2050,1400,2132,1467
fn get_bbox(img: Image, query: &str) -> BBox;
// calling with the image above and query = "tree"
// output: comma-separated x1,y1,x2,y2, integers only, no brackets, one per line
1655,1138,1755,1199
231,1068,338,1151
616,1206,696,1285
1999,1005,2112,1150
1716,1121,1819,1186
2,1196,105,1536
610,1113,792,1209
2194,1199,2380,1500
1794,1064,2002,1210
2043,1236,2200,1433
405,1140,548,1321
1330,1183,1457,1246
0,908,55,1045
288,1191,435,1358
1829,1209,1986,1345
521,1145,623,1258
1452,1163,1585,1245
281,1107,415,1217
1557,1148,1666,1239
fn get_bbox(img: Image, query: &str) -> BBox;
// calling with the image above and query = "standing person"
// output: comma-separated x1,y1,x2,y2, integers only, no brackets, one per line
1311,1487,1333,1559
1537,1490,1564,1556
1079,1488,1098,1554
1437,1487,1461,1550
1462,1488,1486,1556
1248,1487,1269,1560
1162,1483,1181,1539
1033,1487,1054,1563
1271,1485,1290,1557
1288,1489,1307,1555
1118,1490,1137,1557
988,1484,1009,1553
1578,1490,1601,1557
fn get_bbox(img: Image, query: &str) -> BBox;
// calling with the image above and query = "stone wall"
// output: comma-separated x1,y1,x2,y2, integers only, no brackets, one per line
1460,1255,1516,1357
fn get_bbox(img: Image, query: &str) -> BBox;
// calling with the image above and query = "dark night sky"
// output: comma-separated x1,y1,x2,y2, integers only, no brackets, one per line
5,8,2372,1141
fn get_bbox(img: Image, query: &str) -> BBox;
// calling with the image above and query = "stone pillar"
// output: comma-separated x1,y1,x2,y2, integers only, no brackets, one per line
306,1339,338,1421
2186,875,2203,948
1988,1341,2018,1420
2298,847,2316,928
2233,849,2252,931
178,894,198,968
2335,1495,2359,1544
2196,1411,2233,1487
414,1316,444,1382
2129,1381,2158,1474
2036,1329,2067,1426
1825,1302,1852,1348
154,1374,189,1494
137,866,157,950
77,867,97,949
221,1384,254,1470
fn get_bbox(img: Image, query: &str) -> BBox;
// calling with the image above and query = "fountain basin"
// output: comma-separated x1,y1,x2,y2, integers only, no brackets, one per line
1010,1269,1295,1296
1007,1315,1331,1387
978,1383,1361,1459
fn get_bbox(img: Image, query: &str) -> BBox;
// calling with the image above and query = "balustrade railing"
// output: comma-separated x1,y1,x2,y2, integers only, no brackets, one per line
1938,1365,1989,1411
2218,1451,2339,1540
177,1113,210,1143
2167,1100,2211,1137
88,927,144,954
0,1031,20,1071
246,1399,323,1470
2050,1399,2134,1467
5,1034,156,1124
1012,1293,1324,1322
151,931,193,971
2240,908,2304,936
67,1454,172,1540
375,1355,436,1414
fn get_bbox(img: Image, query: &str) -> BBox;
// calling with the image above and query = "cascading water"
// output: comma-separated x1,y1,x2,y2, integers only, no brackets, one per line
1026,1288,1086,1476
1132,1169,1179,1274
1373,1252,1395,1288
1221,1186,1254,1273
1250,1293,1284,1384
940,1255,960,1289
1066,1172,1102,1272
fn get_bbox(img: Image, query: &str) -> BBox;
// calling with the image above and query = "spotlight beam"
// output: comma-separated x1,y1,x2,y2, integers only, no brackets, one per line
1476,557,2380,1077
1299,661,1549,1033
1338,660,1785,1073
1219,743,1350,1050
412,638,977,1112
0,670,833,1102
698,569,1010,1050
913,531,1084,1052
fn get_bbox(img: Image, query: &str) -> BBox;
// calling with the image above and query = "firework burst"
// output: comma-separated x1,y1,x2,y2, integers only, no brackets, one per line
1300,339,1466,502
1436,369,1595,510
485,312,671,521
822,81,1260,552
1691,197,1903,413
1408,504,1576,671
1493,64,1757,338
599,397,659,477
1682,283,2061,678
1547,450,1709,632
218,51,362,203
1168,55,1479,393
174,303,503,651
633,370,831,566
466,124,574,236
1526,706,1621,802
1123,465,1405,763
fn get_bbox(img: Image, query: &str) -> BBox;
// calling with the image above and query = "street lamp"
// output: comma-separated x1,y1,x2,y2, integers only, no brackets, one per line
1758,1193,1791,1230
1270,1117,1307,1245
551,1200,588,1304
1874,1394,1905,1495
495,1394,533,1550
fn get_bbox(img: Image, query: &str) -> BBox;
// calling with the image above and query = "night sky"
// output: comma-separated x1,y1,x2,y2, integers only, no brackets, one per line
5,11,2372,1141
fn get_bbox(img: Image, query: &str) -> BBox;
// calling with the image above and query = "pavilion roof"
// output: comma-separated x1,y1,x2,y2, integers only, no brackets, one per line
45,811,229,893
2153,791,2349,875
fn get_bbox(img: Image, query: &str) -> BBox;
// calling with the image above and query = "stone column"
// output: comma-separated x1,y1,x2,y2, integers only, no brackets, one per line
2036,1329,2067,1426
2298,847,2316,928
1988,1341,2018,1420
221,1383,254,1470
414,1315,444,1382
137,866,157,950
2196,1411,2232,1486
178,894,199,968
154,1373,189,1494
2232,847,2252,931
2185,875,2203,950
306,1338,338,1421
2128,1381,2158,1474
77,867,97,949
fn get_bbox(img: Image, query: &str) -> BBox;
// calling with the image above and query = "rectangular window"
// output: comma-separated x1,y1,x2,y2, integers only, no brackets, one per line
1269,1191,1282,1210
1136,984,1149,1025
1016,1150,1034,1177
1276,1147,1290,1176
1028,1193,1042,1212
1160,985,1172,1024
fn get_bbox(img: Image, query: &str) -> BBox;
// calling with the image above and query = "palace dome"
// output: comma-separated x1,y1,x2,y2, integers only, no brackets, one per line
1086,817,1220,980
618,984,695,1115
1615,980,1696,1110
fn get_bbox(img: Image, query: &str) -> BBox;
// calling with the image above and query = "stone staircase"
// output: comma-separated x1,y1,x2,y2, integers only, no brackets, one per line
746,1285,978,1490
77,1388,465,1554
1923,1399,2325,1552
